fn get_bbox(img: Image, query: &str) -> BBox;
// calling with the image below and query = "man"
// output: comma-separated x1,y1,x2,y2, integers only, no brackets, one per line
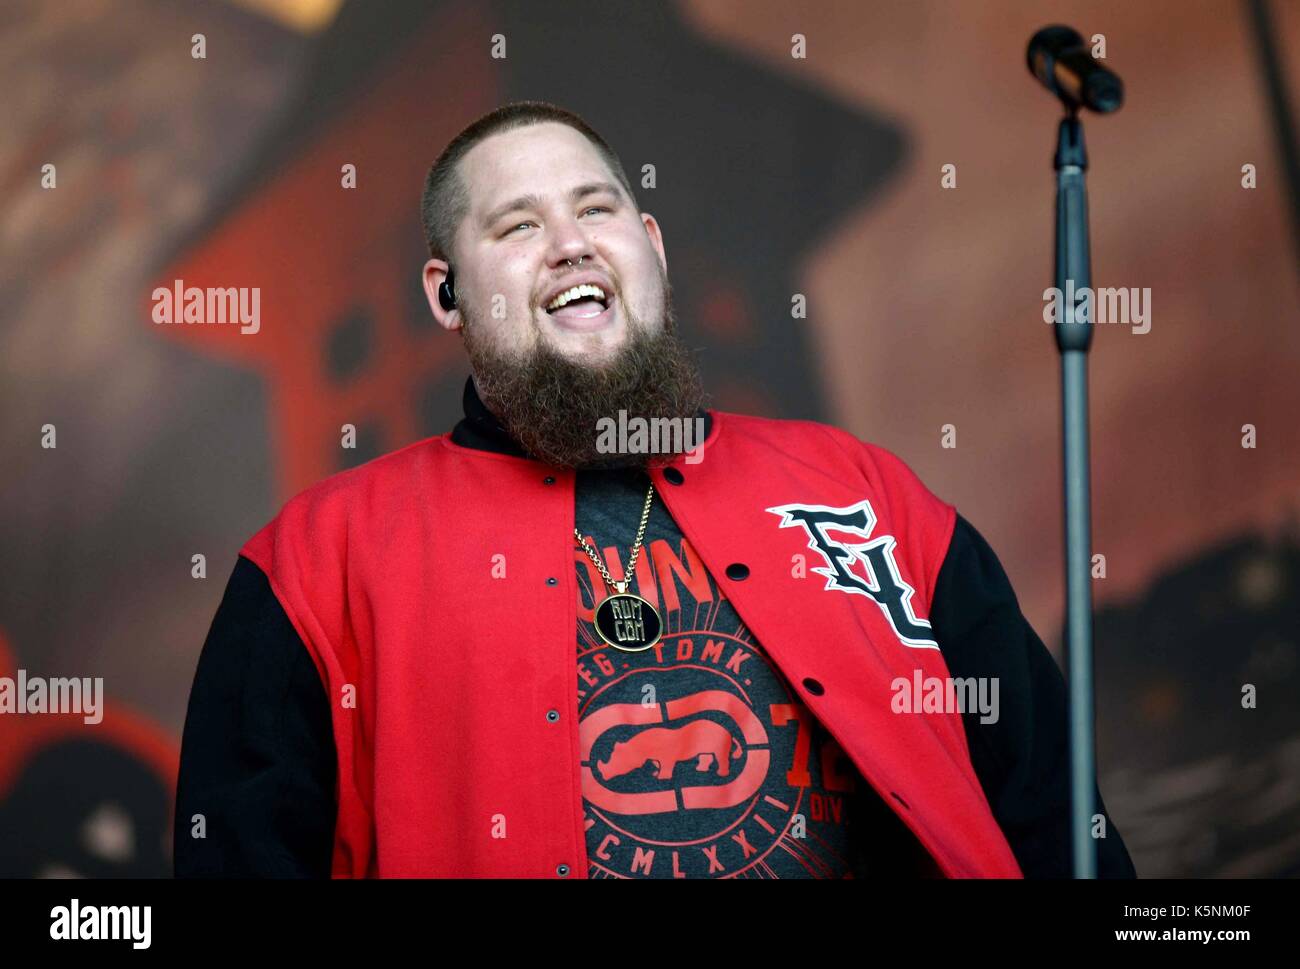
174,101,1136,879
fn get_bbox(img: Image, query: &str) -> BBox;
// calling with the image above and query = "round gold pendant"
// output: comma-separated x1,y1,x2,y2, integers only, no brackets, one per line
593,592,663,652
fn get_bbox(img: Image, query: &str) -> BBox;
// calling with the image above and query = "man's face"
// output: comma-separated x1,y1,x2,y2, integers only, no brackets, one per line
439,121,669,365
421,119,705,469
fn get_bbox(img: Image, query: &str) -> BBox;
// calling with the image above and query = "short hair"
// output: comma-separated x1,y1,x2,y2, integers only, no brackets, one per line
420,100,639,263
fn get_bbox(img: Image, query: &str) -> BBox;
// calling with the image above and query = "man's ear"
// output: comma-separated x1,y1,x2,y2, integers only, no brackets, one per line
641,213,667,276
422,258,461,332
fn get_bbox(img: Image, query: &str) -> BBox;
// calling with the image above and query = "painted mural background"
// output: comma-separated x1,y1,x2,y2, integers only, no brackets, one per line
2,0,1298,877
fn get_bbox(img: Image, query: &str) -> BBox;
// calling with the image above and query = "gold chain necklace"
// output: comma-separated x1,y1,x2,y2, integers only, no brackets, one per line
574,481,664,652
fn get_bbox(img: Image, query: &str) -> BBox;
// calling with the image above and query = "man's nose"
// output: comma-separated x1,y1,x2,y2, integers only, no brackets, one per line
544,218,595,267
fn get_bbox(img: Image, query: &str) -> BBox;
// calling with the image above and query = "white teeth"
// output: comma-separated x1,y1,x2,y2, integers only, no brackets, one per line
545,284,608,311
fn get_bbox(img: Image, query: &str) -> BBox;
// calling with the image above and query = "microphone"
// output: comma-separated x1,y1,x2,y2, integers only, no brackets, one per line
1027,25,1124,113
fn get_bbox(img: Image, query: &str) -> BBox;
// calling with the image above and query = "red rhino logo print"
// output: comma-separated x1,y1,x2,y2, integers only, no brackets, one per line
597,720,742,781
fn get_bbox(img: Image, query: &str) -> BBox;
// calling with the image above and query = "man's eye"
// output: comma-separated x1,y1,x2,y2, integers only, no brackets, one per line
507,221,535,234
583,206,610,216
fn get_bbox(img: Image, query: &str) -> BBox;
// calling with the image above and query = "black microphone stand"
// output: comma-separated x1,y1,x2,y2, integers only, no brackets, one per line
1028,23,1123,879
1053,110,1098,879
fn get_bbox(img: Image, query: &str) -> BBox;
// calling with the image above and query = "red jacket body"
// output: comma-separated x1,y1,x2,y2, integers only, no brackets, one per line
241,410,1024,878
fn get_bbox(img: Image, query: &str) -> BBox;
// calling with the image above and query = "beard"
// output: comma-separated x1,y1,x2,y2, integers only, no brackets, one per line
461,278,705,470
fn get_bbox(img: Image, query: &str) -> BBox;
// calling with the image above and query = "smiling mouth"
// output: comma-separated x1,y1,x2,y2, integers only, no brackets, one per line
545,283,611,317
543,292,616,330
547,296,607,319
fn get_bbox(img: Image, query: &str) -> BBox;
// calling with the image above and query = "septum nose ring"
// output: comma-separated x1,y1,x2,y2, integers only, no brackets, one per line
564,256,585,266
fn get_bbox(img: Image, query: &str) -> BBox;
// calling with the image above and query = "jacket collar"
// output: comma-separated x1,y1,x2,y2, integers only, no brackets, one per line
450,375,713,460
450,375,530,457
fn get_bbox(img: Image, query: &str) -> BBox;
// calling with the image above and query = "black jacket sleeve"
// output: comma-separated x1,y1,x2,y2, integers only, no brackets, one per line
174,555,337,877
929,514,1137,878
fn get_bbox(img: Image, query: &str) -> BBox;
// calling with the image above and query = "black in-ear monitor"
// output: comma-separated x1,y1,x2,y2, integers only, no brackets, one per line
438,266,457,311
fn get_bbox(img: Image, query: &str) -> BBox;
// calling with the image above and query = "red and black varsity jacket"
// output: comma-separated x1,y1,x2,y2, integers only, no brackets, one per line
174,378,1137,879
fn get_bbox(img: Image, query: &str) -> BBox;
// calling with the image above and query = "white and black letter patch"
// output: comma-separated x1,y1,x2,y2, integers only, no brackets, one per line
767,499,938,650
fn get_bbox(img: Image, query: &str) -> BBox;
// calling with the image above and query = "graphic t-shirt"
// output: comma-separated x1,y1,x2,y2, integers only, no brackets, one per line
574,466,941,879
